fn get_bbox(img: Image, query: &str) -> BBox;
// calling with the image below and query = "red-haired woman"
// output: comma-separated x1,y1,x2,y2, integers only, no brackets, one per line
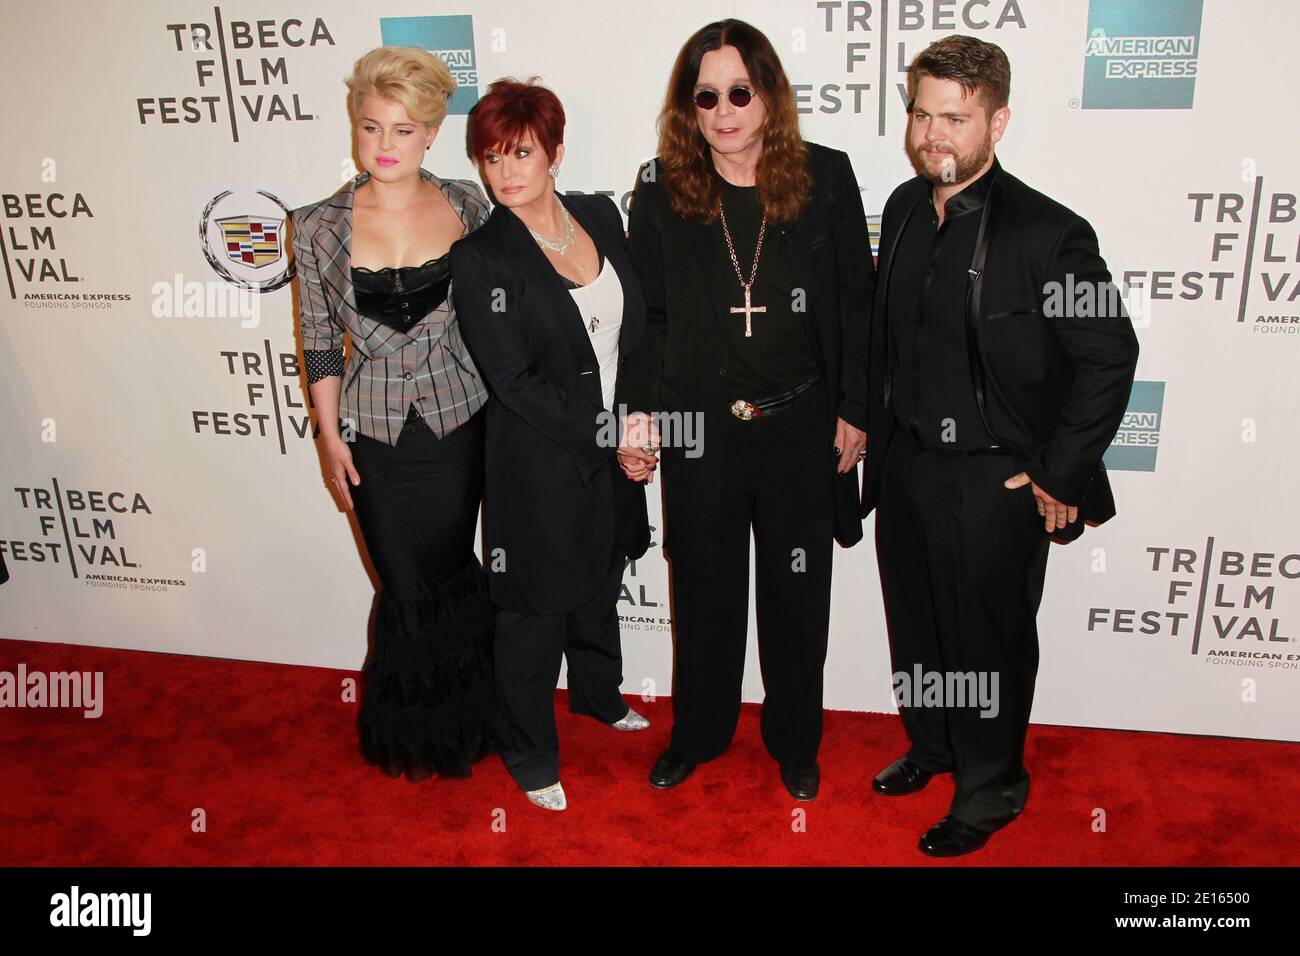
450,78,655,811
621,20,876,801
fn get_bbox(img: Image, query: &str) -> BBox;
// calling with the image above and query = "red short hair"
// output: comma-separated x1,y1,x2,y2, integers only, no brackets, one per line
468,77,565,165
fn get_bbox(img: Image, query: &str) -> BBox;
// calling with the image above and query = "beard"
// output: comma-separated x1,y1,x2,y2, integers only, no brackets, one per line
906,133,993,186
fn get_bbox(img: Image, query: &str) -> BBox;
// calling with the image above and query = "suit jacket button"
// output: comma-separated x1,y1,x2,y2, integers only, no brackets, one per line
719,368,727,376
403,372,413,381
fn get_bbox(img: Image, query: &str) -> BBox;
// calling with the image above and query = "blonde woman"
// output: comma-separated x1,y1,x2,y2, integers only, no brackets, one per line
290,46,501,781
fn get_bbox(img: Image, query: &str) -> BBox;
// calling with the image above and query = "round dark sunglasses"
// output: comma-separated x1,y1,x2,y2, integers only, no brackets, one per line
693,86,754,110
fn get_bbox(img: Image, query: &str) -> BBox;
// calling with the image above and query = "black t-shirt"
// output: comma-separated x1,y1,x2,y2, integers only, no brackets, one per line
714,178,821,396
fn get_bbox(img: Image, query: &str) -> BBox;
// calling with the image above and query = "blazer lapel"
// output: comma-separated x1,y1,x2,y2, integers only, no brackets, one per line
877,188,924,406
503,195,600,366
606,231,645,363
879,189,922,311
312,175,361,329
671,214,724,332
786,199,821,350
968,168,1003,331
562,194,645,362
436,171,490,233
314,169,452,354
964,170,1012,451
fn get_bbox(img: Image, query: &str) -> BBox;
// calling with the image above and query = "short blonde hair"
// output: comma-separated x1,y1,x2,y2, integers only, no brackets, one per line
347,46,456,127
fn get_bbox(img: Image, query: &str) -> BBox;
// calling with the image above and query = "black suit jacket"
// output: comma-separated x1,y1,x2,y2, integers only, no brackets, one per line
864,159,1139,542
450,192,650,614
622,142,875,574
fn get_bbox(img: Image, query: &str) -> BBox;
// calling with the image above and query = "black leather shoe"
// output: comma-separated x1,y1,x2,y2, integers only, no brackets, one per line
649,748,695,789
871,755,936,796
917,816,991,857
780,761,820,801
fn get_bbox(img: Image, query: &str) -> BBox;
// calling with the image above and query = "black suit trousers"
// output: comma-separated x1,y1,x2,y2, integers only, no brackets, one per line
875,428,1050,831
667,383,835,766
493,542,631,791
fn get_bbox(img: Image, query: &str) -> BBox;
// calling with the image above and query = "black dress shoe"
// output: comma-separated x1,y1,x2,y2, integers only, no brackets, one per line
917,816,991,857
871,755,936,796
780,761,820,801
649,748,695,789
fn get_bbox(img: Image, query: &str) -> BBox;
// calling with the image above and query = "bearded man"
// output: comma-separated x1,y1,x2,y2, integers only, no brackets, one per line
863,35,1139,856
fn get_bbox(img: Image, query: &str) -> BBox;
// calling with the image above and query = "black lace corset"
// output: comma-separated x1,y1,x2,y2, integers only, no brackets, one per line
351,255,452,333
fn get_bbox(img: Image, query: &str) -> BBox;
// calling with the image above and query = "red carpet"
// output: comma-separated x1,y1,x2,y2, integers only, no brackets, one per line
1,638,1295,866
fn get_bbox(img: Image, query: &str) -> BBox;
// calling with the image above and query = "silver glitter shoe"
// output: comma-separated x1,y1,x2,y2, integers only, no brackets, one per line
525,782,567,811
609,707,650,731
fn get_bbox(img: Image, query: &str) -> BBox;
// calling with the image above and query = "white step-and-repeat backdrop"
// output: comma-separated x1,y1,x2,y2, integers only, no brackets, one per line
2,1,1297,742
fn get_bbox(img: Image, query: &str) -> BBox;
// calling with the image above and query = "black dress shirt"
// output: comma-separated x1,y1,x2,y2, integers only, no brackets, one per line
888,162,997,450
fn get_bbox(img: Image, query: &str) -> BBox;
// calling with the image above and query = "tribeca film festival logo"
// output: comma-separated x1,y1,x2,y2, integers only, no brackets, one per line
379,15,480,115
137,11,336,142
0,480,187,591
1,168,132,306
1088,538,1300,672
191,341,317,453
1080,0,1203,110
1103,380,1164,473
801,0,1027,134
1119,172,1300,340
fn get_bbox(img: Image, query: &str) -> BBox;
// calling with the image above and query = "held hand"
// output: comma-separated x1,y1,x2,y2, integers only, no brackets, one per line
833,417,867,475
323,436,361,510
621,411,661,453
618,411,660,484
617,451,656,483
1004,471,1078,532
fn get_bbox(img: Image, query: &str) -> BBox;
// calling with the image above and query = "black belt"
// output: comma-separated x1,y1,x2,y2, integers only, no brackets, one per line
728,376,821,421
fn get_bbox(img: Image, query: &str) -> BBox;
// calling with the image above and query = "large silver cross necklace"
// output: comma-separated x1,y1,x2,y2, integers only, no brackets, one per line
718,198,767,337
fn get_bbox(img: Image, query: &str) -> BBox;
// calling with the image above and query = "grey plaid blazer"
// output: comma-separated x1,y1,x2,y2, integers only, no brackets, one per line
290,167,491,444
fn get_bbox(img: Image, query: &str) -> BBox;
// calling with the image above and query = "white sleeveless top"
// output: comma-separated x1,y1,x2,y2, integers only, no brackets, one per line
567,257,623,412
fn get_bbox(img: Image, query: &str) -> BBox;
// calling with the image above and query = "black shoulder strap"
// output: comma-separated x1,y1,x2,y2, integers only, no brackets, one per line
964,177,1014,451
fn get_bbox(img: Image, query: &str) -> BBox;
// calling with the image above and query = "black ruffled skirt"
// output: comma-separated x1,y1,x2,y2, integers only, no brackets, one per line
359,555,500,781
349,406,502,782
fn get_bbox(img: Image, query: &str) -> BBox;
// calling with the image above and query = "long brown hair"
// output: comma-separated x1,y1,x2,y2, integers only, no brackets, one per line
657,19,812,223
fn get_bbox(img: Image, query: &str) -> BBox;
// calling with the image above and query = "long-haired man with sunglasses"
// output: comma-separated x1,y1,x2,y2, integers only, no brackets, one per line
621,19,875,801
